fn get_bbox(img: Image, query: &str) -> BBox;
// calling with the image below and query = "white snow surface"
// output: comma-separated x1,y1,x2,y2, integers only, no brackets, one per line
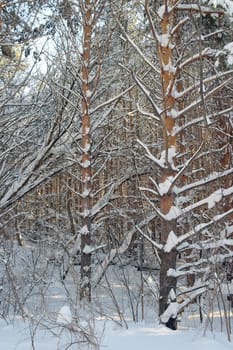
0,256,232,349
0,319,232,350
56,305,72,324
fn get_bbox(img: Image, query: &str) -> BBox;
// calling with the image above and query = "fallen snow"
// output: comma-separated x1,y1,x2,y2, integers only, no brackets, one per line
104,324,232,350
0,319,232,350
56,305,72,324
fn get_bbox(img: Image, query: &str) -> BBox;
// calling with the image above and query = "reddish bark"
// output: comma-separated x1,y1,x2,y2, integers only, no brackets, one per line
80,0,92,301
158,3,178,330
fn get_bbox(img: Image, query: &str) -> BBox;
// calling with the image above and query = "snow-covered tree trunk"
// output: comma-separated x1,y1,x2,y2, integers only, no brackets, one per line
157,2,178,330
80,0,92,301
139,0,233,330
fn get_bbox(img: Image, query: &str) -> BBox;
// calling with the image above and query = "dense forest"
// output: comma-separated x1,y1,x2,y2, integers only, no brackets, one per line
0,0,233,343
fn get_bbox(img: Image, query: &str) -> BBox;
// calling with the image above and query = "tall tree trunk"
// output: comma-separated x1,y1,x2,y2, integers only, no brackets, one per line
80,0,92,301
158,2,178,330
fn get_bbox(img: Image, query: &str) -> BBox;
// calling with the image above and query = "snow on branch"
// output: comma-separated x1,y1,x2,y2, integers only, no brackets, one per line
160,186,233,224
160,302,178,324
145,2,161,43
177,286,208,314
170,141,204,190
136,225,163,251
179,48,216,69
83,244,106,254
149,176,162,196
171,117,204,135
116,19,160,74
177,168,233,195
176,76,233,119
139,186,159,197
144,176,175,197
92,212,157,287
181,186,233,215
168,266,209,278
177,207,233,247
0,142,53,210
91,183,115,217
176,4,224,14
137,139,165,169
132,73,162,120
190,238,233,251
137,104,161,122
164,231,179,253
170,17,190,35
173,70,233,100
90,84,135,114
161,282,207,323
172,106,233,135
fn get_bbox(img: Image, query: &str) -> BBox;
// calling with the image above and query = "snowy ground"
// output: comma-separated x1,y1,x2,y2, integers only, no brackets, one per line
0,318,232,350
0,244,232,349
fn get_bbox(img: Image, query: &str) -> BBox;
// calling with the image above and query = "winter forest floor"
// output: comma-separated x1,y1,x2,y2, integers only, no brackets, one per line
0,319,232,350
0,243,233,349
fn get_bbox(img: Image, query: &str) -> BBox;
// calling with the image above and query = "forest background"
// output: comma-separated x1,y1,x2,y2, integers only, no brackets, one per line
0,0,233,346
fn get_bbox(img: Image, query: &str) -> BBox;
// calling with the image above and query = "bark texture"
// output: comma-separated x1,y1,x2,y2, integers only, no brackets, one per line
158,2,178,330
80,0,92,301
